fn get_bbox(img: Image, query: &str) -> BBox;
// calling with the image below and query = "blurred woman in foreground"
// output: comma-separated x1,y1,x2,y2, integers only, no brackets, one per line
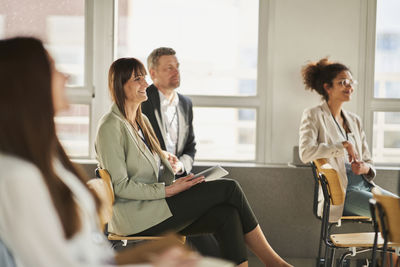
0,37,230,267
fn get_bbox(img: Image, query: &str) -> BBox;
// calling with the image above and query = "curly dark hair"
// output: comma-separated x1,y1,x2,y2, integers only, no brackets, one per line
301,57,349,101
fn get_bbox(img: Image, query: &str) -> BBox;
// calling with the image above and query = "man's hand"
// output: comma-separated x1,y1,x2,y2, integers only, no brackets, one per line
351,161,370,175
164,151,183,174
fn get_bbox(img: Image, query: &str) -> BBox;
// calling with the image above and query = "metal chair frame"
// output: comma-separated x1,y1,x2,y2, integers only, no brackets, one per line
310,161,371,267
318,171,380,267
370,198,400,267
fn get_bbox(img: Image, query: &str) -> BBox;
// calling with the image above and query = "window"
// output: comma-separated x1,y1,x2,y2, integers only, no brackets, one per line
116,0,260,161
370,0,400,164
55,104,90,157
194,108,256,161
373,112,400,163
0,0,93,157
117,0,258,97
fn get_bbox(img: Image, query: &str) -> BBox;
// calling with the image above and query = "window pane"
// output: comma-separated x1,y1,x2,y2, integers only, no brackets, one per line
55,104,90,157
117,0,258,96
374,0,400,98
372,112,400,163
0,0,85,87
194,108,256,161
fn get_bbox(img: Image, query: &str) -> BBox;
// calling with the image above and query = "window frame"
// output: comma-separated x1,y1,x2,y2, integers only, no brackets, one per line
108,0,271,164
363,0,400,166
54,0,95,159
65,0,114,159
81,0,400,166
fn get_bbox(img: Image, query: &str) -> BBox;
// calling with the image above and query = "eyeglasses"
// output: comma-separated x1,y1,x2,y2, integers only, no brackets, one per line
338,79,358,87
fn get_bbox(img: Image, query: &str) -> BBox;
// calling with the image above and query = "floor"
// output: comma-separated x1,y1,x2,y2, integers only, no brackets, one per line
248,256,315,267
248,256,371,267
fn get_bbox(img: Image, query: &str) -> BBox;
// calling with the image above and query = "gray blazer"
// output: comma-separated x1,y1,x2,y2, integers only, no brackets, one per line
95,104,175,235
299,101,376,222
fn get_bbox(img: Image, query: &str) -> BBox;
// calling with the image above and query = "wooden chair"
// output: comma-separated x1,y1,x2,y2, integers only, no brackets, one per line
88,169,185,247
312,159,371,221
311,159,371,266
370,192,400,267
317,172,379,267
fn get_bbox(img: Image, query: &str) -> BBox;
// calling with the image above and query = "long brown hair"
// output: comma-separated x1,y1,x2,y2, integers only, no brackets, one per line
108,57,165,157
0,37,99,239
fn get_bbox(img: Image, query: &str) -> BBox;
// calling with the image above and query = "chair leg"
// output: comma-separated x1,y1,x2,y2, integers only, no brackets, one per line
324,246,331,267
323,225,334,267
371,232,379,267
317,220,325,267
329,247,335,267
382,241,388,267
316,258,324,267
390,253,393,267
339,251,353,267
110,240,123,249
323,246,336,267
321,225,329,266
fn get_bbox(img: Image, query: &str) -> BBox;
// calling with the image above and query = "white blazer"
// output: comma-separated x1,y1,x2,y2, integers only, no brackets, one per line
298,101,376,222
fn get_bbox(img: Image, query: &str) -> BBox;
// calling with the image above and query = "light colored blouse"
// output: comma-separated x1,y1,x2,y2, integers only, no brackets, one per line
158,90,179,155
0,153,143,267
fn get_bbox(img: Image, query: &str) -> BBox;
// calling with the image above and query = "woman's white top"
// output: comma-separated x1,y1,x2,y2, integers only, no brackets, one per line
0,153,232,267
0,153,143,267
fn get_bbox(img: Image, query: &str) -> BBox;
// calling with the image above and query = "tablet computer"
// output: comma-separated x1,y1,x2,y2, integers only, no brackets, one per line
192,165,229,181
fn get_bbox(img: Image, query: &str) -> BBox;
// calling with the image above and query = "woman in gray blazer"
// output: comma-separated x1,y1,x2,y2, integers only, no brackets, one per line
299,58,397,221
95,58,292,267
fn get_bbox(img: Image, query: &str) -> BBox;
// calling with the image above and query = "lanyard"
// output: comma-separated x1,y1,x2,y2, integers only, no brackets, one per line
332,114,348,141
164,107,177,134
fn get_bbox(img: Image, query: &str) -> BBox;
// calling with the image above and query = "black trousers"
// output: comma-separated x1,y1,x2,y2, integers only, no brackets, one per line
185,234,221,258
133,179,258,264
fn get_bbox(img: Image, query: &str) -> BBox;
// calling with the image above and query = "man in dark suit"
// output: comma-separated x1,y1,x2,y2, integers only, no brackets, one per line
142,47,195,177
141,47,221,258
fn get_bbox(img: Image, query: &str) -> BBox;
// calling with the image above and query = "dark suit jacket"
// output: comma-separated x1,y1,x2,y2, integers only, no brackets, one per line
142,84,196,175
142,86,220,257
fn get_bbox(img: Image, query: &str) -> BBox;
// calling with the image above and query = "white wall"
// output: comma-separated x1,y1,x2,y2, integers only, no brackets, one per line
265,0,367,163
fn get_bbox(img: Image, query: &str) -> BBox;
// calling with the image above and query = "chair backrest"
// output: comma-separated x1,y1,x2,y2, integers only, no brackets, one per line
97,169,115,204
313,159,345,206
373,192,400,243
87,178,114,228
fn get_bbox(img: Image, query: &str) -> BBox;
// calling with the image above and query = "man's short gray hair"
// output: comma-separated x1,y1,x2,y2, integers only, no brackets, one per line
147,47,176,70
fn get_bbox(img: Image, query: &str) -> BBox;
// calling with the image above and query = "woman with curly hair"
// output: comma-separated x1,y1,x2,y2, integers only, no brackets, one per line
299,58,397,221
